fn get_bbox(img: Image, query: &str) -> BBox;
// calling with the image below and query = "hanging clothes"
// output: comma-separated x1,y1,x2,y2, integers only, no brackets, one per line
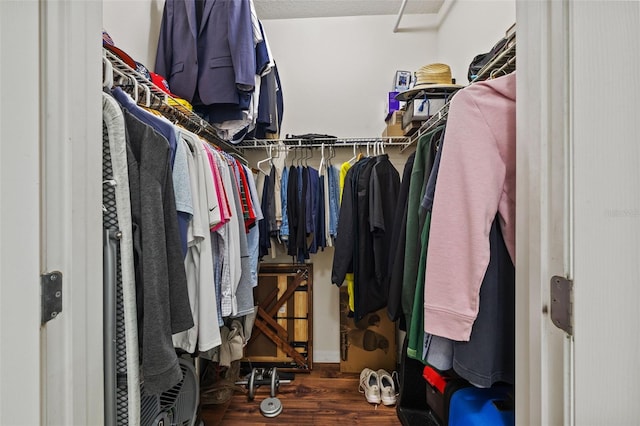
332,153,400,322
451,214,515,387
327,163,340,243
111,87,193,257
258,167,274,259
401,126,441,330
244,164,264,287
154,0,256,117
407,129,445,361
386,151,415,328
369,154,401,297
172,131,222,354
120,106,193,394
102,93,141,415
424,72,516,342
280,165,289,244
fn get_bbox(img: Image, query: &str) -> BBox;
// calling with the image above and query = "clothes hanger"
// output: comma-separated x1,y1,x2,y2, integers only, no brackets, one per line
490,68,508,79
305,146,312,166
130,77,139,103
326,145,334,167
103,54,114,89
256,145,271,175
140,82,151,108
348,143,357,165
319,142,325,172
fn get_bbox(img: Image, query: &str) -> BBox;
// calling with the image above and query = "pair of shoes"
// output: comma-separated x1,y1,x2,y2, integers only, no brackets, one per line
378,369,397,406
359,368,381,404
359,368,398,406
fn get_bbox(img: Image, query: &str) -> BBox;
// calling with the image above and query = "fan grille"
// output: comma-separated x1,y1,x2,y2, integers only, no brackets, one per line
139,360,198,426
103,122,129,425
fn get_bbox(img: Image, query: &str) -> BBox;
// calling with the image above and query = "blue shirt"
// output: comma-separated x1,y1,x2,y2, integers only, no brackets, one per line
327,165,340,237
280,166,289,241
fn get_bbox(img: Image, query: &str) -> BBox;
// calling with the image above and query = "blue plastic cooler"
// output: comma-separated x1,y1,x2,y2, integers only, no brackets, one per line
448,385,514,426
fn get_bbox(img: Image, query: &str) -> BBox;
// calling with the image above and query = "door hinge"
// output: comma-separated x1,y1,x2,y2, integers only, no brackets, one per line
550,275,573,335
41,271,63,325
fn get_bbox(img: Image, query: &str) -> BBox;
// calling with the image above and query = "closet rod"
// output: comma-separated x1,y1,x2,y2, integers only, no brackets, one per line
103,48,248,164
237,136,410,149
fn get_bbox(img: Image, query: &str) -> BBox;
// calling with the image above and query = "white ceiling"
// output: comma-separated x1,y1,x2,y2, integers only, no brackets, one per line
254,0,445,20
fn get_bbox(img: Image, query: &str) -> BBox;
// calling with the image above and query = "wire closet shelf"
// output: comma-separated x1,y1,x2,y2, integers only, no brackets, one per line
235,136,411,150
399,29,516,153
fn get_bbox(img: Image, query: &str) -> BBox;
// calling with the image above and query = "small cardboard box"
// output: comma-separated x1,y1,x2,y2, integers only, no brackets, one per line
339,287,397,374
402,121,421,137
383,123,404,137
386,110,403,125
382,110,405,137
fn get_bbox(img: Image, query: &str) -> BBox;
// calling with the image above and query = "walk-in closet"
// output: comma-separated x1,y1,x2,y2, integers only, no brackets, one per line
2,1,640,425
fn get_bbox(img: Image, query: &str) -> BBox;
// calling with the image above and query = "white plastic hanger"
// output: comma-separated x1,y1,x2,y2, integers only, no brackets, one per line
103,53,114,89
348,143,358,165
140,82,151,107
319,142,326,172
256,144,272,175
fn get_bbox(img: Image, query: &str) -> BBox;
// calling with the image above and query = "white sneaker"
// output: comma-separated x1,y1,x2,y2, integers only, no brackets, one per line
377,369,397,406
359,368,381,404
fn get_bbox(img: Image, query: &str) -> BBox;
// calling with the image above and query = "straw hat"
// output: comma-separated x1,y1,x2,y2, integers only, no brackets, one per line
396,63,463,101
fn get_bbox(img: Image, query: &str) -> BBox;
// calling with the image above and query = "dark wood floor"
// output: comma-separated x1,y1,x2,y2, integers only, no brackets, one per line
200,363,402,426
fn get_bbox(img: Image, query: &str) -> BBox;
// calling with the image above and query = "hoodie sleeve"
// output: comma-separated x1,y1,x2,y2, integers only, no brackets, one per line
423,81,513,342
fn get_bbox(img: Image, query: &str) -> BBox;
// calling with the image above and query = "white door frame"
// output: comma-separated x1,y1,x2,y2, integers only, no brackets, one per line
516,0,572,424
517,0,640,423
0,2,42,424
0,1,104,424
39,0,104,424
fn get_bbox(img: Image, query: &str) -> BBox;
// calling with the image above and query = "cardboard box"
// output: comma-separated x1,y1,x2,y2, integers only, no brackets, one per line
339,287,397,374
386,110,403,125
383,123,404,137
382,110,405,137
402,121,421,137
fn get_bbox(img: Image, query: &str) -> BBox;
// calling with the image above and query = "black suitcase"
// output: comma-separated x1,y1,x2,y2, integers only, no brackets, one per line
396,336,439,425
423,365,472,425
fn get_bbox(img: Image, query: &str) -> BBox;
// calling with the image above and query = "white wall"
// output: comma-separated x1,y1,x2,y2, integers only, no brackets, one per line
437,0,515,85
261,15,437,137
103,0,165,69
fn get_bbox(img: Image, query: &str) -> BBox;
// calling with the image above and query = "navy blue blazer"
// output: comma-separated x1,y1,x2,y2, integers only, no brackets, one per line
155,0,256,106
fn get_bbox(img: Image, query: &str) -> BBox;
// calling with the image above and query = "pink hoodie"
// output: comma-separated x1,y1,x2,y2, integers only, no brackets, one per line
424,72,516,341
